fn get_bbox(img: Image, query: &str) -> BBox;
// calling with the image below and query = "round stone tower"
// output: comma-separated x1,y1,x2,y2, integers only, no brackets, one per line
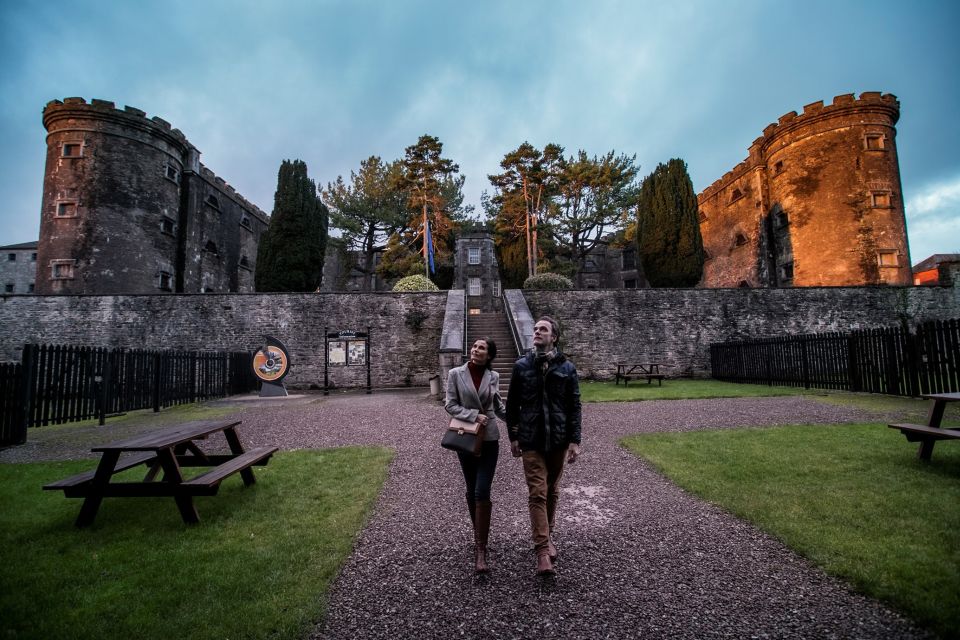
37,97,196,294
698,92,911,288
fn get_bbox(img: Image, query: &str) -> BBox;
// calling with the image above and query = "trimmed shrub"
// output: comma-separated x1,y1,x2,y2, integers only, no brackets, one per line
392,275,440,292
523,273,573,290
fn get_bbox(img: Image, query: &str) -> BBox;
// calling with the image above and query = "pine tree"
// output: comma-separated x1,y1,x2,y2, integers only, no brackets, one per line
636,158,704,287
255,159,328,292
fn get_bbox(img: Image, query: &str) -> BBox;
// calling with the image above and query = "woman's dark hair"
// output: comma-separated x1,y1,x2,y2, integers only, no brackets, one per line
473,337,497,370
537,315,561,348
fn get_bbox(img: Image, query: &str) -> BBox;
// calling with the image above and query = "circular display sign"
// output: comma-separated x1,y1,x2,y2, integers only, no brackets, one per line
252,336,290,382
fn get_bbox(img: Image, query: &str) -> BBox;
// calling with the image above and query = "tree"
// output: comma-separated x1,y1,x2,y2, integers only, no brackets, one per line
255,159,328,292
391,135,462,278
488,142,563,279
322,156,407,291
548,150,639,286
636,158,704,287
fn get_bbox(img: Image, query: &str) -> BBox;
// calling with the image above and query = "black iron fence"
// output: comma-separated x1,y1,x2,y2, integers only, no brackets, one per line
710,318,960,396
0,344,258,447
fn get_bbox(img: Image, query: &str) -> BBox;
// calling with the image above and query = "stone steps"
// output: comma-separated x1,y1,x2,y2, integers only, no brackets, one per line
466,313,520,395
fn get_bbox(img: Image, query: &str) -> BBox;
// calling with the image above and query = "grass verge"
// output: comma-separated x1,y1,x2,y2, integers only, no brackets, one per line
0,446,393,640
622,424,960,638
580,378,810,402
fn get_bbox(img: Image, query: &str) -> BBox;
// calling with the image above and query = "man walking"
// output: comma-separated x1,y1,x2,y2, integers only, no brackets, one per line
506,315,582,576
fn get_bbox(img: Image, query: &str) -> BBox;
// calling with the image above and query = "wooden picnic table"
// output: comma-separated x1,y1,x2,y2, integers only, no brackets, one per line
888,392,960,461
43,419,278,527
615,362,664,386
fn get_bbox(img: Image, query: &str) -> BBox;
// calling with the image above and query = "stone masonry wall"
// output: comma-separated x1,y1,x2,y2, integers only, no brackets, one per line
1,287,957,388
0,292,447,390
523,286,960,379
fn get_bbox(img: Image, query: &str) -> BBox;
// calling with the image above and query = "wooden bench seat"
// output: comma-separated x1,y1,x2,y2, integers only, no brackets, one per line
43,452,158,492
888,423,960,442
181,446,278,495
619,374,664,386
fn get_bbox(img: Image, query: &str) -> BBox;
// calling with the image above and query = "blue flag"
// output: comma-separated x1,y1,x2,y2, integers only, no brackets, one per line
425,219,435,274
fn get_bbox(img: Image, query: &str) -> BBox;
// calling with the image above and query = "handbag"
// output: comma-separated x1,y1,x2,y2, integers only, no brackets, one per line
441,416,486,456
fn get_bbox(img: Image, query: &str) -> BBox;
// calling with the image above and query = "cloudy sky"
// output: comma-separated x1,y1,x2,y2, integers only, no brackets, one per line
1,0,957,264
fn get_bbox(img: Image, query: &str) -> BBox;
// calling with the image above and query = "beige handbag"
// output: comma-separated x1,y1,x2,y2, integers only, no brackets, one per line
441,417,485,456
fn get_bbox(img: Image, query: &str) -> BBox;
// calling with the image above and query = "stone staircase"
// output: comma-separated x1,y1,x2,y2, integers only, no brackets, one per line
466,312,521,396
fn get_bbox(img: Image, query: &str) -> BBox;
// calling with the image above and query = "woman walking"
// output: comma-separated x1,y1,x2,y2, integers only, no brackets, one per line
444,337,507,573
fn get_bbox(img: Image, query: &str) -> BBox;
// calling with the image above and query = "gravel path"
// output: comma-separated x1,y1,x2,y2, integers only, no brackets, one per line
253,393,926,640
4,392,930,638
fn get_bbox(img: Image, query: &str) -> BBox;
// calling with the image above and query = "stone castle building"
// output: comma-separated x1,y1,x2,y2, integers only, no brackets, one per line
0,241,38,294
37,97,268,295
697,92,911,288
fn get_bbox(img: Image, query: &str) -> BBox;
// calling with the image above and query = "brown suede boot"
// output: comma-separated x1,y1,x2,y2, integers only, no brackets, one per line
474,500,491,573
536,549,555,576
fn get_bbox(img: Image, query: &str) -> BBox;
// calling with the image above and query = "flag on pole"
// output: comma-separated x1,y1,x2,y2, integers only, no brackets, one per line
425,219,436,275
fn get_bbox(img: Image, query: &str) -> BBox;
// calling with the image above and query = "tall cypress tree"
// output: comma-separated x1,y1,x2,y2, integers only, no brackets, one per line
636,158,704,287
255,159,328,292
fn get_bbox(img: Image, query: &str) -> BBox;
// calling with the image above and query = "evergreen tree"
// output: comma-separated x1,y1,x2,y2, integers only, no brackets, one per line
636,158,704,287
322,156,407,291
390,135,463,278
488,142,564,279
550,150,639,286
255,159,328,292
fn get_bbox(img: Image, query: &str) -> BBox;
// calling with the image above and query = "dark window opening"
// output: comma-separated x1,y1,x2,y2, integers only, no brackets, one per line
204,240,219,255
779,262,794,282
239,255,250,268
623,279,636,289
31,253,37,261
6,253,14,262
158,271,173,291
4,284,13,293
731,188,743,202
160,218,176,235
61,143,82,157
240,215,252,230
56,201,77,217
622,248,636,270
865,134,885,150
205,195,221,210
734,233,748,247
774,161,784,174
165,164,180,184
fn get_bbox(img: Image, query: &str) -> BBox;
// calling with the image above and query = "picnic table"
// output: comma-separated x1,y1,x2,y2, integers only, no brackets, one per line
43,419,278,527
615,362,664,386
888,392,960,461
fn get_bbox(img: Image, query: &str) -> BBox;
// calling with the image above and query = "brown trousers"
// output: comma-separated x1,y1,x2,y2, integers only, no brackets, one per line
521,448,568,552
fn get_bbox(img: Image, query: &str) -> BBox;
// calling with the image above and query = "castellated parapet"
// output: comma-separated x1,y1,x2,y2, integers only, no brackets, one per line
697,92,911,288
37,97,269,295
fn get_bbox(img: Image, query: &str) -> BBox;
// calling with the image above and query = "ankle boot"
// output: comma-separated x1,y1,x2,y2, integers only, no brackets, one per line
474,500,492,573
547,535,558,562
536,549,555,576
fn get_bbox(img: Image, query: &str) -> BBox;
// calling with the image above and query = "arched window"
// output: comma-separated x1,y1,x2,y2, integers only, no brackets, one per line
204,240,219,255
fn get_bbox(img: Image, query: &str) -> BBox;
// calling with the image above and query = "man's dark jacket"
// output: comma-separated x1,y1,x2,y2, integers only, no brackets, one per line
505,350,582,451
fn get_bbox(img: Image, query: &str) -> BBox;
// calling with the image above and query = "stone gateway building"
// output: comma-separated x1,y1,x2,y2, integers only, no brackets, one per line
37,98,268,295
697,92,911,288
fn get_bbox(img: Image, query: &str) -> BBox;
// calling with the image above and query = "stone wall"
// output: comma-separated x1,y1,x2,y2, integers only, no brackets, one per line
0,292,447,389
523,285,960,379
2,286,957,388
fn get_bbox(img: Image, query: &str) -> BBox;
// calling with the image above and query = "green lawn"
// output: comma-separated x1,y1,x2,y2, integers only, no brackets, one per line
580,378,810,402
0,447,393,640
622,424,960,638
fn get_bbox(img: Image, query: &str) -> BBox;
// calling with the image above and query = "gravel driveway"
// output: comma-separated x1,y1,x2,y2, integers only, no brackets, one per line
250,392,927,640
4,391,930,639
